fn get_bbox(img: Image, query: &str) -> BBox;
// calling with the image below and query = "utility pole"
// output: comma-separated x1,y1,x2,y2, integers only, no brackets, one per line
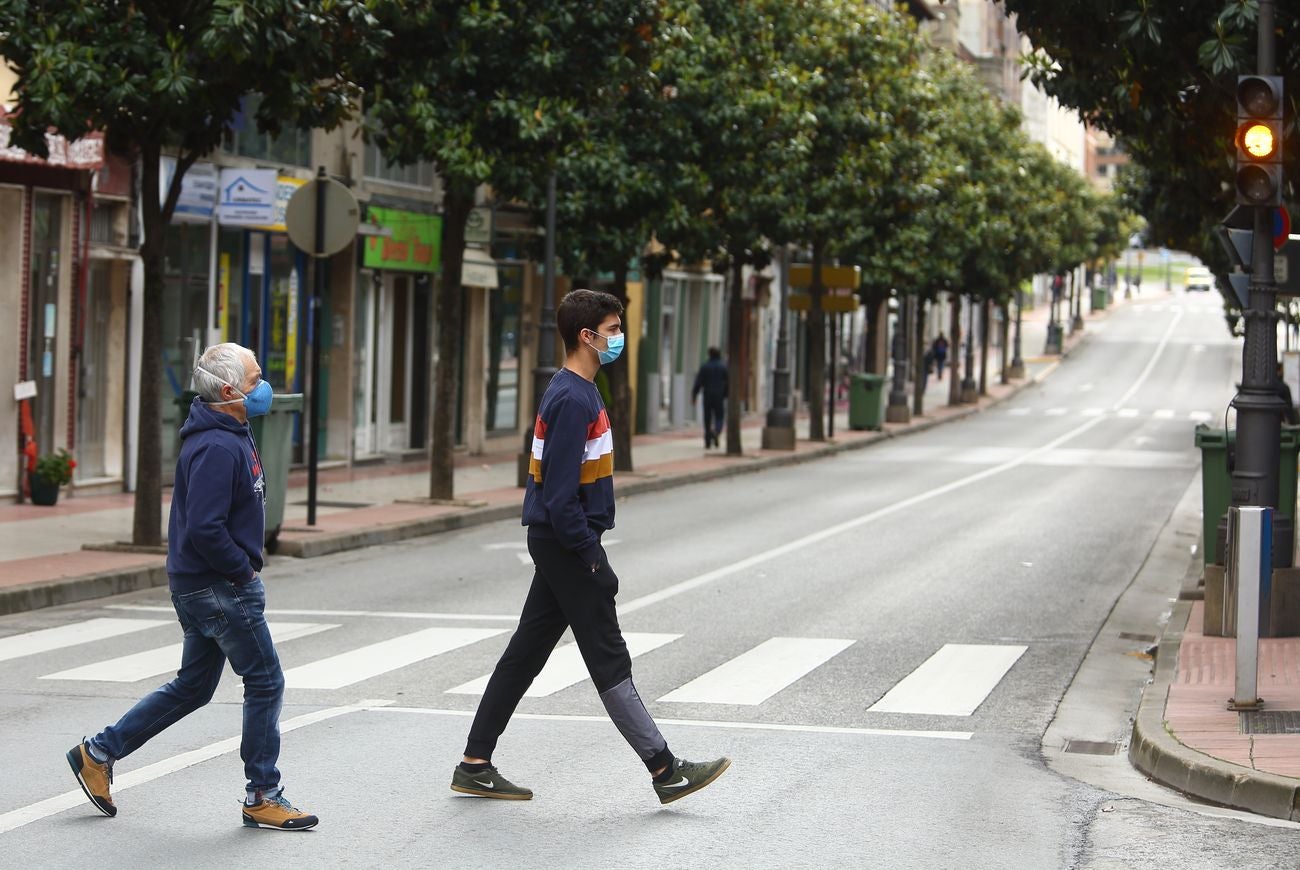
1229,0,1291,566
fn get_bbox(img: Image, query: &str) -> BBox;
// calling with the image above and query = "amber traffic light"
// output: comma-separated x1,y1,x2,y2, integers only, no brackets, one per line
1235,75,1284,207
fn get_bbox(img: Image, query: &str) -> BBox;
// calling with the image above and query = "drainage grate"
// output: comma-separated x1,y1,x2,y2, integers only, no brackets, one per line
1118,632,1157,643
290,500,373,509
1063,739,1119,755
1239,711,1300,735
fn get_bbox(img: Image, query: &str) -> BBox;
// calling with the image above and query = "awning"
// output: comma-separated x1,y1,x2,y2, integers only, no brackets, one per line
461,247,499,288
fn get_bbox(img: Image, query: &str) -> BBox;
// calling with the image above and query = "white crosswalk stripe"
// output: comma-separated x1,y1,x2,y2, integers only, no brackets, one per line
1002,406,1214,422
40,623,339,683
0,618,169,663
868,643,1027,716
658,637,854,705
0,613,1036,719
446,632,681,697
284,626,508,690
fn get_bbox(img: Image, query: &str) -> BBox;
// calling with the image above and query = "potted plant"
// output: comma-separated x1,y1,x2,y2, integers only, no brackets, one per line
30,448,76,506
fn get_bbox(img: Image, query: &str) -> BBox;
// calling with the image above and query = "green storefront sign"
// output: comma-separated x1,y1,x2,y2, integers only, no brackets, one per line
363,206,442,272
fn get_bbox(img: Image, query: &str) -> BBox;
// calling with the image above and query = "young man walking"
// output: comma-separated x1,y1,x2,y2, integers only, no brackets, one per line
452,289,730,805
65,343,317,831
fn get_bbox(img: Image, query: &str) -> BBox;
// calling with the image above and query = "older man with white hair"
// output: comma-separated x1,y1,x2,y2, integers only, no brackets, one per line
65,343,317,831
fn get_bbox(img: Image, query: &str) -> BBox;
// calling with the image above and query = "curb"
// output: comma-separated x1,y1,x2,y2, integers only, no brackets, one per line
1128,597,1300,822
3,346,1070,613
0,563,168,617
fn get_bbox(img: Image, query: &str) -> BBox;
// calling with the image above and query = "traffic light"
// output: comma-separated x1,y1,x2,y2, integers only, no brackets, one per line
1235,75,1284,206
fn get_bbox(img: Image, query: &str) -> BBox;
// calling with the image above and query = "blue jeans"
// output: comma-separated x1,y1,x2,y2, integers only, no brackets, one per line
91,578,285,792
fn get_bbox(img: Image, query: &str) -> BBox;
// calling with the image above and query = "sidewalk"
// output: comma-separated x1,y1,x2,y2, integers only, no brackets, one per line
0,292,1098,616
1131,595,1300,822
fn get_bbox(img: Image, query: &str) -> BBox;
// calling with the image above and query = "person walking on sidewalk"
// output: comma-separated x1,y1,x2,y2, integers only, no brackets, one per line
930,333,949,380
65,343,317,831
452,289,731,805
692,347,728,449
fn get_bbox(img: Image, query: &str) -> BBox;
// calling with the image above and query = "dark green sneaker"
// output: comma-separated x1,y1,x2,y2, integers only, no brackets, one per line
654,757,731,805
451,765,533,800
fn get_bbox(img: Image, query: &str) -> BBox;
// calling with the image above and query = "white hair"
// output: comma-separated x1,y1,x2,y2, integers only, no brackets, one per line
193,343,256,402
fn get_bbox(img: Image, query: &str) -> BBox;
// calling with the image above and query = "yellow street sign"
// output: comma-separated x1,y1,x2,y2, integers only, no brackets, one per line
789,264,860,290
789,292,859,312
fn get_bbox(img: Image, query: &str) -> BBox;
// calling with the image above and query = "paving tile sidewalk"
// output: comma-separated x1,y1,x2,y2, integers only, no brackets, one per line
1131,598,1300,822
0,289,1122,614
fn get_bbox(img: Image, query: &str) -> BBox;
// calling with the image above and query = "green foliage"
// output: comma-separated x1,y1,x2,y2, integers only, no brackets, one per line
35,449,75,486
1005,0,1299,269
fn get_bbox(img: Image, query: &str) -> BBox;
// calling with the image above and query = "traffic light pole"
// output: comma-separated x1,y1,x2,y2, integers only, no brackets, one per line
1230,0,1292,567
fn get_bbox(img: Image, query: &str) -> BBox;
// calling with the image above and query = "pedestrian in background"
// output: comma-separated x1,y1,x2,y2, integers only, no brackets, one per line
692,347,728,449
931,333,949,380
65,343,317,831
453,289,730,805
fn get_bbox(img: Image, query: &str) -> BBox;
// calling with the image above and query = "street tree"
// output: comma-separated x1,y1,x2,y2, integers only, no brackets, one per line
0,0,382,545
1003,0,1298,268
362,0,657,498
777,0,921,441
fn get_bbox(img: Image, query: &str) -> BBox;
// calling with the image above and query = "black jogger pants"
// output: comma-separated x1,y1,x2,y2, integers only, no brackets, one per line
464,535,673,773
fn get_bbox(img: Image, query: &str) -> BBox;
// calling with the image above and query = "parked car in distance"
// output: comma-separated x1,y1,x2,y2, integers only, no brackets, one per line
1184,266,1213,292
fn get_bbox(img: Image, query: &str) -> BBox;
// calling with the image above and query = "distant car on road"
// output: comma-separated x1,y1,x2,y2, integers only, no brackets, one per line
1184,266,1213,292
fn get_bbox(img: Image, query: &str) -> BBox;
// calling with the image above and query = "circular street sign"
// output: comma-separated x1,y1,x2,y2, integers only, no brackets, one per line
1275,206,1292,252
285,177,360,257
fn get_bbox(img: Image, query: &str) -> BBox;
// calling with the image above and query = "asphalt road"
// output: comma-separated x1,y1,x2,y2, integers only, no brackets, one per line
2,292,1299,868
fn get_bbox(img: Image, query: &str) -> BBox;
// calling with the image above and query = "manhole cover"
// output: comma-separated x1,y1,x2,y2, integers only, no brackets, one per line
1063,740,1119,755
290,500,373,509
1240,711,1300,735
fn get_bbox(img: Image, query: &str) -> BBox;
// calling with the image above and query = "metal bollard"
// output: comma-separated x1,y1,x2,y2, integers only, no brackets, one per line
1226,506,1271,711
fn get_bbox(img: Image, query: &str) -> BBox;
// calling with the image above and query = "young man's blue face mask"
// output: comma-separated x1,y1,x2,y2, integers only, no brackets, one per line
196,366,274,417
587,330,625,366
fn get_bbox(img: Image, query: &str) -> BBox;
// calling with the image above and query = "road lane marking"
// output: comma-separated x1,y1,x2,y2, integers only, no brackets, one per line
658,637,854,706
1045,408,1069,416
619,415,1109,616
446,632,681,697
1117,408,1140,418
1111,308,1183,409
868,644,1028,716
0,618,169,664
1154,409,1175,419
0,701,383,834
283,627,507,689
360,704,973,741
39,623,338,683
108,605,519,622
1189,411,1214,423
616,305,1185,618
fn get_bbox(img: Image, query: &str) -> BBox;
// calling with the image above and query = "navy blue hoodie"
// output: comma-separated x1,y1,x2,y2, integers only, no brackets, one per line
166,397,266,593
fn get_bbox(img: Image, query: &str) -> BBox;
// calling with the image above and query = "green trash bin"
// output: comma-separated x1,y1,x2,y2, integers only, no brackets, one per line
849,373,885,431
1091,285,1108,311
1196,424,1300,565
249,393,303,550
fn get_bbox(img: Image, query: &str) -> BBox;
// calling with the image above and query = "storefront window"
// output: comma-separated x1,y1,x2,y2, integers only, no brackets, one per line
363,140,435,188
486,265,523,432
264,233,302,392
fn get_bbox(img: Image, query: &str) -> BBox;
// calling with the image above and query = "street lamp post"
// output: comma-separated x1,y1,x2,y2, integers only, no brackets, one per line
885,293,910,423
1044,274,1063,355
517,172,559,487
1226,0,1292,569
762,247,796,449
960,295,978,402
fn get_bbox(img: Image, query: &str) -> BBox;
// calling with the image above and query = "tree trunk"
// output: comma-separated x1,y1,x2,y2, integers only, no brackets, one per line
999,301,1011,385
948,293,962,407
808,242,826,441
430,181,473,500
863,288,884,374
979,297,990,395
607,263,634,471
132,145,165,546
912,296,928,417
725,258,745,455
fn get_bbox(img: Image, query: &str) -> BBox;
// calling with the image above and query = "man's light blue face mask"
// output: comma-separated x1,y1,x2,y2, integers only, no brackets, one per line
196,366,274,417
586,329,625,366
